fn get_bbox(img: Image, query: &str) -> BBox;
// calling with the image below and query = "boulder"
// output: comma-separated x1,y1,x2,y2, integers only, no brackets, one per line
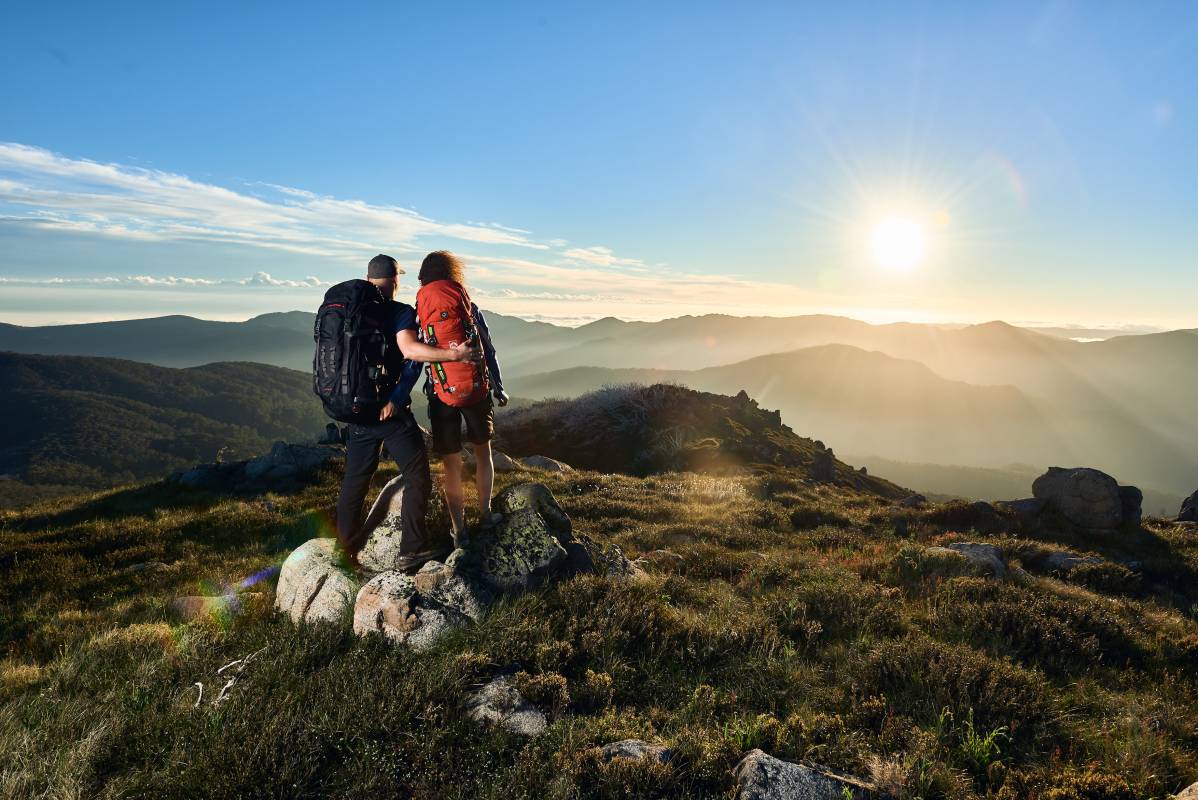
1175,780,1198,799
275,538,361,625
463,506,569,592
352,568,476,652
494,482,573,537
926,542,1005,578
174,442,343,492
734,750,873,799
520,455,574,472
246,442,341,481
1181,491,1198,523
1119,485,1143,526
464,675,548,737
600,739,672,764
1033,467,1125,529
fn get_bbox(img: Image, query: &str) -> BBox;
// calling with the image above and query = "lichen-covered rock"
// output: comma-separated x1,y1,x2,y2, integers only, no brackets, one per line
275,538,361,625
734,750,874,799
464,675,548,737
1033,467,1125,529
465,507,569,592
926,542,1006,578
600,739,672,764
493,483,572,540
352,569,473,652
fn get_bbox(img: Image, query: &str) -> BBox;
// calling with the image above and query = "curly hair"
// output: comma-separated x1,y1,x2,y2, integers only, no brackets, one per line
418,250,466,286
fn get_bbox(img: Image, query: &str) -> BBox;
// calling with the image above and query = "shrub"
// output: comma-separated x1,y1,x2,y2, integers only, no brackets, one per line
852,635,1057,751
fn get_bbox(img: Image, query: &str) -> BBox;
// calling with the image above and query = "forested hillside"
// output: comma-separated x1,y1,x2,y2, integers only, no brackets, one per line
0,353,327,496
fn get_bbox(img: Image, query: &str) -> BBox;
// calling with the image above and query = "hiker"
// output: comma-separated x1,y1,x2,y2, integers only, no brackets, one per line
416,250,509,544
315,254,479,573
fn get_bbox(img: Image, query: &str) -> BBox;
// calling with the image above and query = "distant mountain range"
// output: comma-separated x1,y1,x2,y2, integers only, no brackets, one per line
1,311,1195,507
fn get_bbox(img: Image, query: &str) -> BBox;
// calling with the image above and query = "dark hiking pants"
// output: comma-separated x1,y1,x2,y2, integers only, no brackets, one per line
335,409,436,559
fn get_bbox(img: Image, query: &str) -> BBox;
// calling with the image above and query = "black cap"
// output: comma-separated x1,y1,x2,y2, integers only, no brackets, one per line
367,254,404,278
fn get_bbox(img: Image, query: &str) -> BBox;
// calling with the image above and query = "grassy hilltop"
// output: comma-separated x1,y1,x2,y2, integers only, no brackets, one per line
2,387,1198,799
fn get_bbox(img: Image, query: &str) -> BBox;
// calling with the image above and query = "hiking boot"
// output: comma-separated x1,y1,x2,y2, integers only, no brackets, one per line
394,546,453,575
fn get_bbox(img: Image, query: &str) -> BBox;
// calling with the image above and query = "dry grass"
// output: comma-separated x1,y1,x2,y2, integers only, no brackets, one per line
0,461,1196,798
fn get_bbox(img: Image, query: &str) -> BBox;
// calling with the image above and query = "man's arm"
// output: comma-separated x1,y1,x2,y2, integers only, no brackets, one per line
396,329,479,363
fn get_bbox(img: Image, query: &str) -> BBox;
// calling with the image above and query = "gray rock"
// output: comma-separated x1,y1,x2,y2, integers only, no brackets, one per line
1033,467,1125,529
734,749,874,799
520,455,574,472
898,494,926,508
352,569,474,652
600,739,672,764
464,675,548,737
168,594,238,622
1181,491,1198,523
462,448,521,472
493,451,521,472
927,542,1006,577
275,538,361,625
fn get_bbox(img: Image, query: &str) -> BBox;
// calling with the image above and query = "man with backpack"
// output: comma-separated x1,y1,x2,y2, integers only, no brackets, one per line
314,254,478,573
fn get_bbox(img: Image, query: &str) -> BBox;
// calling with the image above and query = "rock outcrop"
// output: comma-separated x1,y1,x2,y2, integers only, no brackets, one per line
279,483,635,654
275,539,361,625
734,750,873,799
1032,467,1141,529
1179,491,1198,523
174,442,343,492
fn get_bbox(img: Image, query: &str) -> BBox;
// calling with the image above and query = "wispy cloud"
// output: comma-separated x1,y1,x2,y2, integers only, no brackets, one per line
561,245,644,267
0,143,548,260
0,272,329,289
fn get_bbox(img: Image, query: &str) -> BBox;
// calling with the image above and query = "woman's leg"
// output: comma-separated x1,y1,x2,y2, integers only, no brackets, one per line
441,451,467,543
473,440,495,521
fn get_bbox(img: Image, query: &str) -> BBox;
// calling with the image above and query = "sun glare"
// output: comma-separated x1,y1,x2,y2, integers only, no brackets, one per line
869,216,928,272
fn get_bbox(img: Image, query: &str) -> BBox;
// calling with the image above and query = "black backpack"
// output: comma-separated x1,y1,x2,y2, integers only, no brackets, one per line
313,280,405,424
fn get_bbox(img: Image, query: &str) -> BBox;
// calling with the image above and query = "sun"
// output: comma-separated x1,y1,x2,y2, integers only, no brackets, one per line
869,215,928,272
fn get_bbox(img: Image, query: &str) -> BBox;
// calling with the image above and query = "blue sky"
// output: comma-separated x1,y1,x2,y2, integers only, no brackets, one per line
1,1,1195,327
